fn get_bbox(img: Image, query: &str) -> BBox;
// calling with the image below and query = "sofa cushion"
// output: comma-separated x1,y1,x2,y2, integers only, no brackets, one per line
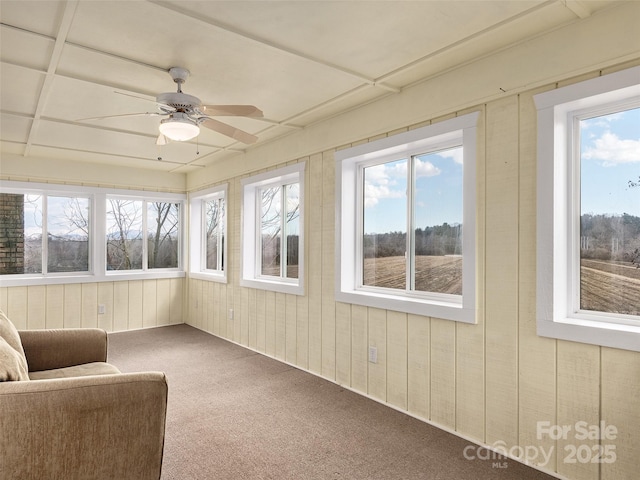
29,361,121,380
0,309,26,361
0,336,30,381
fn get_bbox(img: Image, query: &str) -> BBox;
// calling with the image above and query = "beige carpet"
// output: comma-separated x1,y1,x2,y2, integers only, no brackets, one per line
108,324,555,480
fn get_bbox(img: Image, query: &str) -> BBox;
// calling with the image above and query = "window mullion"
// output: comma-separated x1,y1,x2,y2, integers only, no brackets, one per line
407,157,415,293
281,186,287,279
42,195,48,275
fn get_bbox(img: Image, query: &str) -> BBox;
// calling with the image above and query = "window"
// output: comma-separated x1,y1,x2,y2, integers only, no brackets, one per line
0,189,91,277
336,112,479,323
241,163,305,295
189,184,227,282
535,66,640,351
0,181,185,286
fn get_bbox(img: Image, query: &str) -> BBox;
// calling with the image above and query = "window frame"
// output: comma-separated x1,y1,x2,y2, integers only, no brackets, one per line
240,162,305,295
335,112,479,323
0,181,186,286
534,66,640,352
188,184,228,283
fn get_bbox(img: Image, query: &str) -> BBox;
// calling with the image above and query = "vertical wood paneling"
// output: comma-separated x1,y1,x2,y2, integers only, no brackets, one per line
386,310,407,411
81,283,98,328
240,286,249,345
0,288,7,313
7,286,27,329
285,293,297,363
557,341,600,480
407,314,429,420
63,284,81,329
321,150,336,380
97,282,114,331
275,292,286,360
484,96,520,448
430,318,456,428
307,153,323,375
335,302,351,386
601,348,640,480
128,280,143,330
296,293,309,370
113,281,129,331
171,278,183,325
367,307,386,402
255,288,266,352
156,279,171,327
350,304,368,394
25,286,45,330
265,290,276,356
248,287,257,349
143,279,157,328
518,89,557,471
45,284,64,329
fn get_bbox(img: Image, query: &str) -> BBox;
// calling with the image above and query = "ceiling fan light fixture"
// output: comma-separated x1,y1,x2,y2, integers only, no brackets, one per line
159,113,200,141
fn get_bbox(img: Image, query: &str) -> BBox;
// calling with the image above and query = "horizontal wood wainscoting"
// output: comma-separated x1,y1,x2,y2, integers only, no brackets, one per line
0,278,184,331
186,64,640,480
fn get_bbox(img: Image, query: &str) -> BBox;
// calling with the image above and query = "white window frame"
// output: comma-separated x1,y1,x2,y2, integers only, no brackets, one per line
188,184,228,283
534,66,640,352
240,162,305,295
0,181,186,286
335,112,479,323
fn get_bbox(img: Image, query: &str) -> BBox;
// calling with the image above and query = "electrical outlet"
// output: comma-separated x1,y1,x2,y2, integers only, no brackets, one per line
368,346,378,364
98,304,106,315
228,309,234,320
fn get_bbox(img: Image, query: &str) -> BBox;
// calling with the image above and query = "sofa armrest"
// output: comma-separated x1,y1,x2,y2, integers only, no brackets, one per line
0,372,167,480
18,328,108,372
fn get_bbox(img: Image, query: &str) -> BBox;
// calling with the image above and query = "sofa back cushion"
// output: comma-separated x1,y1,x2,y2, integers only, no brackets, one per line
0,310,29,381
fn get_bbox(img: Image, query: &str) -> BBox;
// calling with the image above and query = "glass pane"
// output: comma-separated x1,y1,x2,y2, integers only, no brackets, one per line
209,199,224,270
285,183,300,279
47,196,90,273
579,107,640,316
261,186,281,276
363,159,407,289
106,199,143,270
413,147,463,295
148,202,179,269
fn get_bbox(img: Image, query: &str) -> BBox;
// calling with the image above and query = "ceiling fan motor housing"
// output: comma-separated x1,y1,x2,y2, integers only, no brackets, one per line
156,92,202,113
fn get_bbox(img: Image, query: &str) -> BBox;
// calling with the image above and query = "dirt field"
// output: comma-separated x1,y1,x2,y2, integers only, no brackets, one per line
581,259,640,315
364,255,462,294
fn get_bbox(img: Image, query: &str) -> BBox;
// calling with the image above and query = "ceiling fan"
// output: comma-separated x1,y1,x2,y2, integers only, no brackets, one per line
80,67,263,145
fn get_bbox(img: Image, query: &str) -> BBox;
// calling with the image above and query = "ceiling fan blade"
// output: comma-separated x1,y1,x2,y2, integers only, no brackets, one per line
201,117,258,144
77,112,165,121
201,105,263,118
156,134,169,146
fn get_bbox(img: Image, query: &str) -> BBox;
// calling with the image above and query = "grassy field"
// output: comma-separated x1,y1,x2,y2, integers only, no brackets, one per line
362,256,640,316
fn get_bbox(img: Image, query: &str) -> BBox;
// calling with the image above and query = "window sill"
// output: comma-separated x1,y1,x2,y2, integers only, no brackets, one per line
0,270,185,287
240,277,304,296
188,271,227,284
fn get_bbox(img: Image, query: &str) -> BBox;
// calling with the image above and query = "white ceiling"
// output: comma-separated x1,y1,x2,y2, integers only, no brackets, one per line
0,0,621,174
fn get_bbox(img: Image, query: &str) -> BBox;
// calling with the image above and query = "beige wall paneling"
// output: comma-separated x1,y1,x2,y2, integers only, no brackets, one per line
386,310,408,411
156,278,171,327
264,290,276,357
240,286,250,346
97,282,114,332
170,277,183,326
128,280,143,330
518,88,558,471
484,96,520,448
81,283,98,328
350,304,368,394
7,286,27,329
45,284,64,329
0,288,7,313
601,348,640,480
27,285,46,330
307,152,324,375
63,284,81,329
321,150,336,380
430,318,456,429
335,301,351,387
407,313,430,421
218,282,228,339
143,279,158,329
285,293,297,364
113,281,129,331
455,107,486,443
556,341,600,480
275,292,286,361
296,291,309,370
367,307,387,402
255,288,266,353
248,287,257,349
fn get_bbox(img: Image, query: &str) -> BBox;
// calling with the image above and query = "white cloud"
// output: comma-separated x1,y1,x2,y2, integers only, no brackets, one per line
582,131,640,166
414,158,442,177
437,147,464,165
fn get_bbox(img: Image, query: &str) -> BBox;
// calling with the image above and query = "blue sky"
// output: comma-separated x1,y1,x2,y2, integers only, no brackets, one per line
580,106,640,217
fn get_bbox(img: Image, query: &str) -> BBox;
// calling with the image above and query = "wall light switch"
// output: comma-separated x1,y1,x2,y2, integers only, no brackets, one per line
98,304,106,315
228,309,234,320
368,346,378,364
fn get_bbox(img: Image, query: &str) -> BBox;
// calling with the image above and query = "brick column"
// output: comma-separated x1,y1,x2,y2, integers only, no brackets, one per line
0,193,25,274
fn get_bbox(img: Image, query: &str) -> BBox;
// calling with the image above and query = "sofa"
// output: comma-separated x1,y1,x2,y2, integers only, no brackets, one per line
0,310,168,480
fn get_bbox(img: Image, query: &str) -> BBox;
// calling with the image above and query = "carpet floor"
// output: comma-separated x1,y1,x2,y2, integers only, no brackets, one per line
108,324,555,480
